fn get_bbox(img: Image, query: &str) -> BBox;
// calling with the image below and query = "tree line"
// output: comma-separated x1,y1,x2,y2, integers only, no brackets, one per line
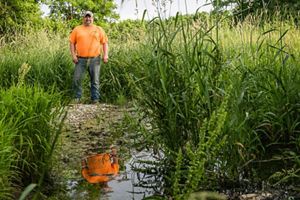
0,0,299,34
0,0,118,34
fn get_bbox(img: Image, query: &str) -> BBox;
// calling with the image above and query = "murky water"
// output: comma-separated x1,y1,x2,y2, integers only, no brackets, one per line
65,150,159,200
59,104,164,199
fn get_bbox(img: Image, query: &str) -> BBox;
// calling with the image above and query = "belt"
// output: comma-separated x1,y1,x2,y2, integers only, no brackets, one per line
77,56,99,59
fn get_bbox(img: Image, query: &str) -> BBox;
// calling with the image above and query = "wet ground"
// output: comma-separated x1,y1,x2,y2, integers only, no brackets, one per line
49,103,300,200
50,103,156,200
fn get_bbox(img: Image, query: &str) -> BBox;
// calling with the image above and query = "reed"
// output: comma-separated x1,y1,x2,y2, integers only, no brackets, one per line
0,120,17,200
115,13,300,196
0,30,73,94
0,85,65,198
214,17,300,181
0,12,299,197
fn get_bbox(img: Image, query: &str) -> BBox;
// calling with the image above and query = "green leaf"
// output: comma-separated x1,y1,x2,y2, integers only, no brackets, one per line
18,183,37,200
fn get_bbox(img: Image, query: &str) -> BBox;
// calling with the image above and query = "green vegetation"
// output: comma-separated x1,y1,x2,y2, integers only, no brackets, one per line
45,0,119,28
0,30,73,94
108,15,300,198
211,0,300,22
0,85,65,199
0,0,119,33
0,0,43,34
0,0,299,198
0,120,16,200
0,57,66,199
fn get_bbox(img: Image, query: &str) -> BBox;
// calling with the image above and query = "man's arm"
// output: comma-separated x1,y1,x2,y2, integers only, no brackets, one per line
69,42,78,64
103,42,108,63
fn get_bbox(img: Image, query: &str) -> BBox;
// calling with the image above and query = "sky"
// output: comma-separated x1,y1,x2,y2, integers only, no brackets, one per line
115,0,213,20
41,0,213,21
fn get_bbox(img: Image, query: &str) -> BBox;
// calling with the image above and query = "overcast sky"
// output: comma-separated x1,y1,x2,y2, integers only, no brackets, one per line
41,0,213,20
116,0,212,20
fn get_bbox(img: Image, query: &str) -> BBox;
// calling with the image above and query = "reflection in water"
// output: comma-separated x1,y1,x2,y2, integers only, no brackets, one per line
66,150,159,200
81,151,119,184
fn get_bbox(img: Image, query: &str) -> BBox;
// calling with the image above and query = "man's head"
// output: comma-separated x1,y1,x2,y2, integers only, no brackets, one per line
83,11,93,26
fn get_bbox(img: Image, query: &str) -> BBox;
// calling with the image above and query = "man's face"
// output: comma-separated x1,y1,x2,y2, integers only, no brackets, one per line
83,15,93,26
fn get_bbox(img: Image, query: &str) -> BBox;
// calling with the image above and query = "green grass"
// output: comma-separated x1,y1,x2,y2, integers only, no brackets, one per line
0,120,17,200
111,15,300,197
0,13,299,198
0,85,66,198
0,30,73,95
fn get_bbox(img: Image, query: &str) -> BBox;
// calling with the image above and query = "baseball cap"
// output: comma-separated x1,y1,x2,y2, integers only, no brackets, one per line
83,11,93,17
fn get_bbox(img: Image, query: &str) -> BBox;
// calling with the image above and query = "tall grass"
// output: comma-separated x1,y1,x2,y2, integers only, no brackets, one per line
110,14,300,197
126,15,230,151
0,30,73,95
214,17,300,181
0,28,142,103
0,85,64,182
101,32,147,103
0,30,72,198
123,16,232,198
0,120,17,200
0,82,66,199
0,13,299,198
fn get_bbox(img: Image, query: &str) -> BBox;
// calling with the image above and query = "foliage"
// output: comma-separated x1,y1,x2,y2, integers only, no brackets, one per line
0,0,43,34
0,120,17,200
171,96,229,199
0,84,65,191
129,16,227,152
110,15,230,197
216,22,300,183
210,0,300,22
108,13,300,196
45,0,119,28
101,40,145,103
107,19,146,42
0,30,73,95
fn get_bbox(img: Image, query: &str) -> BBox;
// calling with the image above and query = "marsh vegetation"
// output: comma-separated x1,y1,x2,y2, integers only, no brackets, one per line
0,3,299,199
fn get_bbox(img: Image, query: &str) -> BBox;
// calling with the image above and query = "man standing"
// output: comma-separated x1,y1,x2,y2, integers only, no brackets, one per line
69,11,108,104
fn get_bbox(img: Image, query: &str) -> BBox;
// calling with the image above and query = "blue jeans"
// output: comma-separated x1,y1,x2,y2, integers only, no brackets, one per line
73,57,101,101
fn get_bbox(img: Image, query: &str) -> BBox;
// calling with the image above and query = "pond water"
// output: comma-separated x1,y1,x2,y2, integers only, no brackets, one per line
58,104,164,199
65,150,159,200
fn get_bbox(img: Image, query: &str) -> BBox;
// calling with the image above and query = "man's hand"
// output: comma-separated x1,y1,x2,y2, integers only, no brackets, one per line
70,42,78,64
103,55,108,63
72,55,78,64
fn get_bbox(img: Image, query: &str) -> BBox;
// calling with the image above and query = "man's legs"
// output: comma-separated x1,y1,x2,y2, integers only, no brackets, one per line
73,58,87,100
88,56,101,102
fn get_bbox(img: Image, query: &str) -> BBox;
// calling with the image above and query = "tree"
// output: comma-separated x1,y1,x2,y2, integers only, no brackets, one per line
0,0,43,33
45,0,119,26
209,0,300,21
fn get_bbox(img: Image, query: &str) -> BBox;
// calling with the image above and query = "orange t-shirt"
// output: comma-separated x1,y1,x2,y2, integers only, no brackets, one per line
69,25,108,57
81,153,119,184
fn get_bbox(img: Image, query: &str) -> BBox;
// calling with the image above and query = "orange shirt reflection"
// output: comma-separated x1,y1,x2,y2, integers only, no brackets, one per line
81,153,119,183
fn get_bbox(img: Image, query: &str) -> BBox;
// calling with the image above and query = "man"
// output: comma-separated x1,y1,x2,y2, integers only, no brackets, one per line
69,11,108,104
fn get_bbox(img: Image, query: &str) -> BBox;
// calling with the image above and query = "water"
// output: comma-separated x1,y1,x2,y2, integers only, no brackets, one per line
66,150,159,200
